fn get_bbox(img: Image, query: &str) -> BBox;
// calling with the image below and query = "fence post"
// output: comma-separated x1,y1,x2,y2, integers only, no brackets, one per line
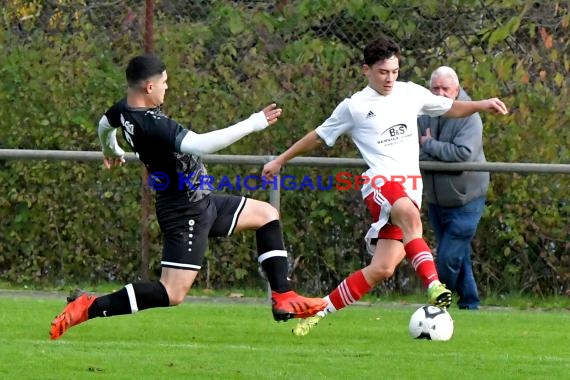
265,157,281,300
269,178,280,212
139,0,155,281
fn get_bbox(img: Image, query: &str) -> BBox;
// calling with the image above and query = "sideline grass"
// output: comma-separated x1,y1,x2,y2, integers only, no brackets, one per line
0,295,568,380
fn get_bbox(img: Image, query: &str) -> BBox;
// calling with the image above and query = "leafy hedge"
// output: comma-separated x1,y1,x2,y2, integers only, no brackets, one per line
0,0,568,296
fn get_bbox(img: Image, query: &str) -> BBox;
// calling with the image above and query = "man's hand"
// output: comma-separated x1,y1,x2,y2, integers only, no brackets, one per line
262,159,282,181
103,156,125,169
420,128,432,146
481,98,509,115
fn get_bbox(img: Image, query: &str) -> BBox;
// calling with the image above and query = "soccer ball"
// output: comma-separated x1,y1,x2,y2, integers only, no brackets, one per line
408,305,454,341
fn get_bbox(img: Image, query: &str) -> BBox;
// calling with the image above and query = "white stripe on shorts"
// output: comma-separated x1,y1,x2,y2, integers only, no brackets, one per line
125,283,139,313
227,196,246,236
161,261,202,270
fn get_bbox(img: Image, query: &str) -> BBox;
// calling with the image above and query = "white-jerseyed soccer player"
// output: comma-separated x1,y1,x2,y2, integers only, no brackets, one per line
263,34,508,336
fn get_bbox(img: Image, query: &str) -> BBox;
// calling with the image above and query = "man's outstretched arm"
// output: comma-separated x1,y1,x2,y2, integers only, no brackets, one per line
262,130,324,180
444,98,508,118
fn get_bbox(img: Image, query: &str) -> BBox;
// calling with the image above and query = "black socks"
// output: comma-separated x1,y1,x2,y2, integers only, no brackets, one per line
256,220,292,293
88,281,170,319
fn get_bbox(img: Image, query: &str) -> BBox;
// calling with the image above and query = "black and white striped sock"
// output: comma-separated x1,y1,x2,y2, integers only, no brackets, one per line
88,281,169,319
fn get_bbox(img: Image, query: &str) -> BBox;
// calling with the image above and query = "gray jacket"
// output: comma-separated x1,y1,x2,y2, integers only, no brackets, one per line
418,88,489,207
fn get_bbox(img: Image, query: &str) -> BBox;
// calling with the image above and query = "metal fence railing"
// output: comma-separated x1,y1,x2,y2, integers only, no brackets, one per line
2,149,569,213
3,149,568,243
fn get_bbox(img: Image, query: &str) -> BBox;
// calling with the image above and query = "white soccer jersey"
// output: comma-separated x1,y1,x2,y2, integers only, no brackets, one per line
315,81,453,205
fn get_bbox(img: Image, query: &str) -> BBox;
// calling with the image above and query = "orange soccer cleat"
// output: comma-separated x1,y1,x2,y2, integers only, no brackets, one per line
271,291,327,321
50,293,96,340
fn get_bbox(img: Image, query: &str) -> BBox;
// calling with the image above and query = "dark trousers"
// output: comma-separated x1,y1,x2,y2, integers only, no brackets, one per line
428,196,486,309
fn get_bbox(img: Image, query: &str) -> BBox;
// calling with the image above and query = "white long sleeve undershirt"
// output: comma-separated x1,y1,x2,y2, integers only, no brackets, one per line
97,110,268,158
98,115,125,158
178,111,268,155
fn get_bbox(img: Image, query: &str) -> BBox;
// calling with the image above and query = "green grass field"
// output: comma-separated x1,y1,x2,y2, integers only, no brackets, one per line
0,294,568,380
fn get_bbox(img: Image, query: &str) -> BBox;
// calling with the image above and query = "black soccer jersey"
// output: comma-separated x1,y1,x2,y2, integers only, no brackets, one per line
104,98,210,202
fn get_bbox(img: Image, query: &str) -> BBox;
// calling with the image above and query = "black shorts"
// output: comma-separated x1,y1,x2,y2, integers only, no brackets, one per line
155,193,246,270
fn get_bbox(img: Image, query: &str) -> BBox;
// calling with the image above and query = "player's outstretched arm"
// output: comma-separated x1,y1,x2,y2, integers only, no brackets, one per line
262,130,323,180
444,98,509,118
98,115,126,169
178,103,282,156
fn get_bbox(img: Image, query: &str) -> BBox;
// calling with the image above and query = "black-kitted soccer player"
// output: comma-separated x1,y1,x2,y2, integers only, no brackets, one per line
50,54,326,340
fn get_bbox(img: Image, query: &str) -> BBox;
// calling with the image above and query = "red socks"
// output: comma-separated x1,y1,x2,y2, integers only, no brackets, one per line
327,239,438,312
328,270,372,311
405,238,439,287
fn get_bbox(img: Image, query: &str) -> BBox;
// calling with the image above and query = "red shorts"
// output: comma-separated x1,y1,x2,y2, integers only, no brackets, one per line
364,181,415,241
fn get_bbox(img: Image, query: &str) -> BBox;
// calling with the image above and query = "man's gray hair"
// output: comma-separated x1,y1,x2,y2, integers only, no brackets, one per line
430,66,460,87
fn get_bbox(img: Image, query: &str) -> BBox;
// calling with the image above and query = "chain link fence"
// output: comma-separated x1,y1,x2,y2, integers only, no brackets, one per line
6,1,568,67
7,1,567,116
5,0,568,106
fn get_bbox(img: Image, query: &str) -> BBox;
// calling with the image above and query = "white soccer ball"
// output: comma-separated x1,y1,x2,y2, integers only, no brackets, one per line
408,305,454,341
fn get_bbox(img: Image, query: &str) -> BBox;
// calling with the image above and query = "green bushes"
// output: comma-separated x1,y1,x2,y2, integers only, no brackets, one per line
0,1,568,295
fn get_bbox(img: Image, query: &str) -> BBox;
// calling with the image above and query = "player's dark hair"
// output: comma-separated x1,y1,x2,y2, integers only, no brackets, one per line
363,35,401,66
125,54,166,87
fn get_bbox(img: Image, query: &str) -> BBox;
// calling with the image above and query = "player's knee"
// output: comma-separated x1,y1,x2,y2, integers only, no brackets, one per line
366,264,396,283
378,265,396,279
259,202,280,223
406,216,423,234
392,198,415,218
167,291,187,306
393,206,422,236
162,284,191,306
